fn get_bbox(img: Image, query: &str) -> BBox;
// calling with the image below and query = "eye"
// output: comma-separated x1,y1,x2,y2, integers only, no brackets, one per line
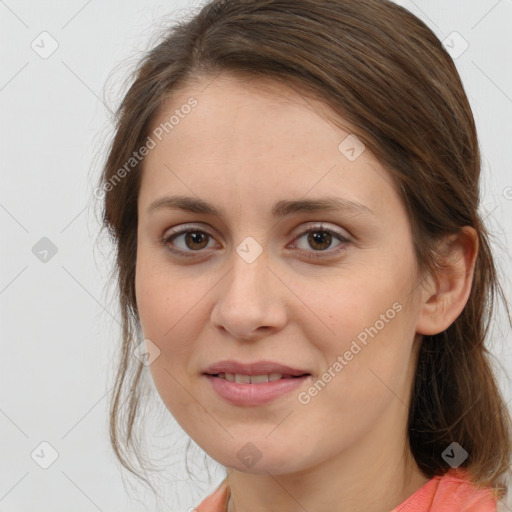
160,225,219,258
289,224,350,259
160,223,350,259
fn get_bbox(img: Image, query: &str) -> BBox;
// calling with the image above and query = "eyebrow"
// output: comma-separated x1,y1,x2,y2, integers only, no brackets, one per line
146,195,375,219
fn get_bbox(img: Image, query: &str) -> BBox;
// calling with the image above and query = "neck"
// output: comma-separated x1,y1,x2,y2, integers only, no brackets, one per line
226,457,428,512
225,404,429,512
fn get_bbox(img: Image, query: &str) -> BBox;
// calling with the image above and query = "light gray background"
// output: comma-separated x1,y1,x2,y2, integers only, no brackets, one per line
1,0,511,510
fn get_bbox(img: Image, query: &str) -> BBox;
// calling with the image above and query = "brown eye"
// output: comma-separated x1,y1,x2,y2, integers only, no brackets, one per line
307,230,333,251
181,231,209,250
290,225,350,260
162,227,218,258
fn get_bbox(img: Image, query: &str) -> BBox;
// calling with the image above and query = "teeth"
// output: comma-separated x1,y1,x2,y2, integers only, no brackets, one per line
218,372,287,383
250,374,270,383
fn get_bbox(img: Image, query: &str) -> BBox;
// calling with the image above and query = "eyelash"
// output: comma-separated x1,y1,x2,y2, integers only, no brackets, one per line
159,224,350,260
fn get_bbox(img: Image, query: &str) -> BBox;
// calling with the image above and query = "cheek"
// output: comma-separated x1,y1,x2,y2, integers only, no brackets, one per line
135,277,198,422
134,249,216,412
135,247,200,340
292,259,418,404
291,261,410,349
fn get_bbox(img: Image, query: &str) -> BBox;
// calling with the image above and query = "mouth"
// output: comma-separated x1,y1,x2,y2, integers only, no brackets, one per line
203,369,312,406
205,372,311,383
201,360,313,405
202,359,312,379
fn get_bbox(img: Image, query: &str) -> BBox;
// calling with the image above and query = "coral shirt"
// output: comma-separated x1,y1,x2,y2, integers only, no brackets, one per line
194,469,498,511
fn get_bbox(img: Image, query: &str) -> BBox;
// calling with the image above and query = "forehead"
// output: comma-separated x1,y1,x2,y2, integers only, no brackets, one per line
139,72,400,221
146,72,361,164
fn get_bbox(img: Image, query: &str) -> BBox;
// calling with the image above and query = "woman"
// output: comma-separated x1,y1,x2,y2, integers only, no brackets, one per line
97,0,512,510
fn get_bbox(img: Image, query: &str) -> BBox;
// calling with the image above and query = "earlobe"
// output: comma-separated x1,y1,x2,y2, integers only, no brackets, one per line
415,226,479,336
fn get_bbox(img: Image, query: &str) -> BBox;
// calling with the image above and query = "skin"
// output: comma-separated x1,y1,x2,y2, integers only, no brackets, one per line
135,73,478,512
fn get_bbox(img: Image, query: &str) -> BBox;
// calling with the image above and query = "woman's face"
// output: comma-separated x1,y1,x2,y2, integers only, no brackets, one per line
135,73,425,475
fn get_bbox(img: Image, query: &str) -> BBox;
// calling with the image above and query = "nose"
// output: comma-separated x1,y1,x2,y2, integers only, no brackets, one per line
210,249,288,341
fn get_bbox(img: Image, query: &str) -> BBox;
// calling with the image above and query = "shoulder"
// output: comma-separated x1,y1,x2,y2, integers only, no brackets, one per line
394,469,498,512
194,477,230,512
495,468,512,512
429,469,497,512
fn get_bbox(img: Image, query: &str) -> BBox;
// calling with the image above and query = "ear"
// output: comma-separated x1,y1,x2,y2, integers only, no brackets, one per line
415,226,479,336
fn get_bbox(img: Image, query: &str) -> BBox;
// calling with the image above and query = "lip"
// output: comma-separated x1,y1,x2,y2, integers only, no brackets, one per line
204,374,312,406
202,360,312,406
202,360,311,377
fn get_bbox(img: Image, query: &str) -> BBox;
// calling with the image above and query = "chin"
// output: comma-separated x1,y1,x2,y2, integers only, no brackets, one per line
226,458,304,476
207,438,313,476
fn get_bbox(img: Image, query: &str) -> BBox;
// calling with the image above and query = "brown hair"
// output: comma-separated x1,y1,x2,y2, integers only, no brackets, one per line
96,0,512,498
